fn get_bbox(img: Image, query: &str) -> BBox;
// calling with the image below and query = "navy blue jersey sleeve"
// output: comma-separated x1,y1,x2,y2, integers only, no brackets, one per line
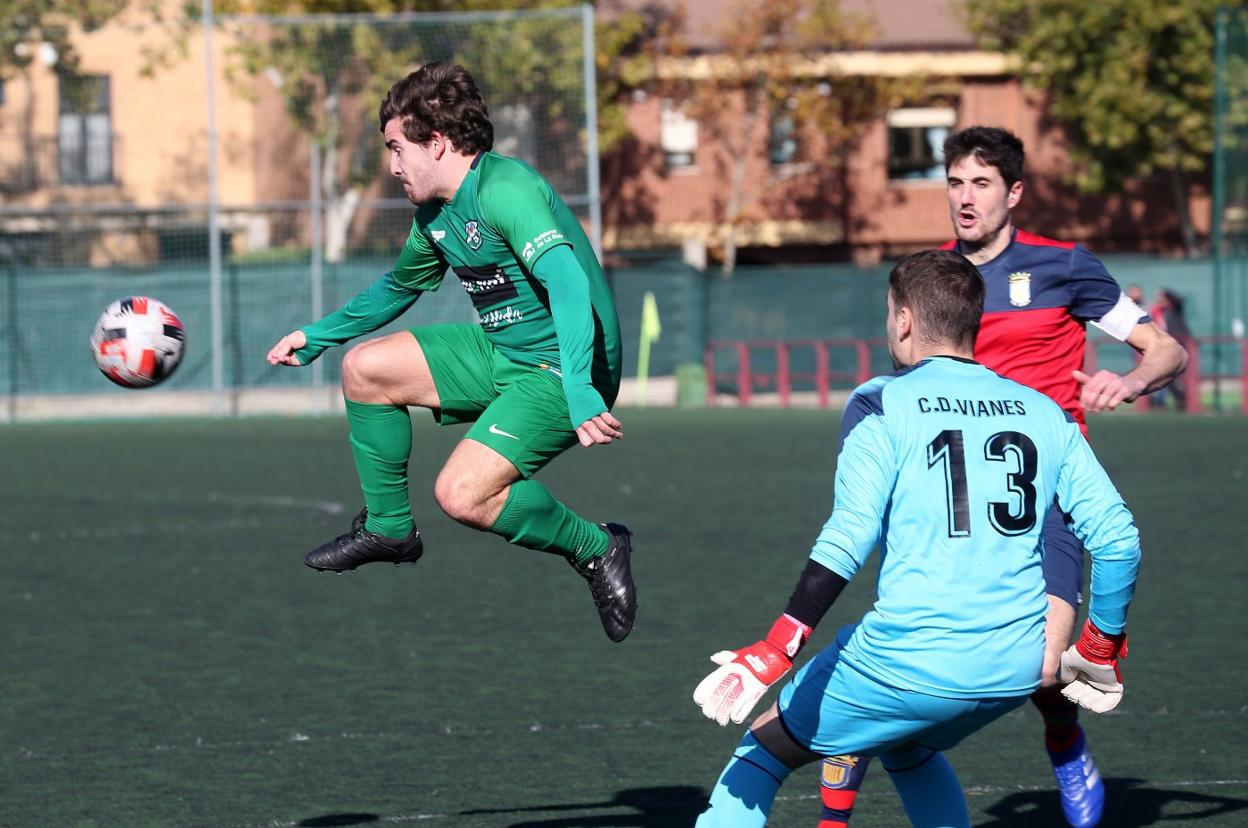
1066,245,1125,321
839,380,885,443
1055,423,1141,633
811,382,896,580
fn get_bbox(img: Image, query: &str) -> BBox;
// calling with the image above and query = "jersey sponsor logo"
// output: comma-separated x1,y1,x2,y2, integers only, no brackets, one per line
523,228,564,262
1008,271,1032,307
452,264,520,311
479,305,524,330
488,423,520,440
431,230,446,242
464,220,483,250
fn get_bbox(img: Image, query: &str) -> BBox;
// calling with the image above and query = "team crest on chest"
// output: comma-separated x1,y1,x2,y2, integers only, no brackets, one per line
464,220,482,250
1008,271,1032,307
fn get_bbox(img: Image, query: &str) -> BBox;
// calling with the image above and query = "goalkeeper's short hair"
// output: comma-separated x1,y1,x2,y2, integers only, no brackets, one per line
888,249,984,350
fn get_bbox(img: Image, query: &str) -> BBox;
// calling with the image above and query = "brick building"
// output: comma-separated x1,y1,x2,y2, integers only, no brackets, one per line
0,0,1208,267
602,0,1208,265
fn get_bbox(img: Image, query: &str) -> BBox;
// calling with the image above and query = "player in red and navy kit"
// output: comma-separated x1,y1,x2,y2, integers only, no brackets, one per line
815,128,1186,828
956,232,1146,434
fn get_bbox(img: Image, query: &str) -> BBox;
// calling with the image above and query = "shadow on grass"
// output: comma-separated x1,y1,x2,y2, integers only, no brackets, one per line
459,785,708,827
297,816,380,827
977,777,1248,826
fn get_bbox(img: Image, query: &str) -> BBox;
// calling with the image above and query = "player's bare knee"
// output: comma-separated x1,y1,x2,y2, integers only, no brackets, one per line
433,471,491,529
341,342,388,402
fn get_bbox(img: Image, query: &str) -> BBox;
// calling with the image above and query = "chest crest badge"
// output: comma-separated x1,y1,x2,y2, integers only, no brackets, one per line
1008,271,1032,307
464,220,482,250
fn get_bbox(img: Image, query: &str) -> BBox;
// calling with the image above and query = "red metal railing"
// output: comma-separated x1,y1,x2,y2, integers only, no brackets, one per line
1085,336,1248,414
704,338,875,407
707,335,1247,412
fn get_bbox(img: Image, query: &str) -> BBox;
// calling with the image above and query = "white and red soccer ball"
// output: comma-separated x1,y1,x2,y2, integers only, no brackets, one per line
90,296,186,388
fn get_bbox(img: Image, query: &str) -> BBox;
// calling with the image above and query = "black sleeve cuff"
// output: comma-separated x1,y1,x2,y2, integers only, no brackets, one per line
783,558,848,629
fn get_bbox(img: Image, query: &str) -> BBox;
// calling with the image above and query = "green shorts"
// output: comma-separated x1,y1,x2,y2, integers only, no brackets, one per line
413,324,578,479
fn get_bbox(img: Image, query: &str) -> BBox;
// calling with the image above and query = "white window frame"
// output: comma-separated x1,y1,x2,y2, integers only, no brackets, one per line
886,107,956,184
660,99,699,172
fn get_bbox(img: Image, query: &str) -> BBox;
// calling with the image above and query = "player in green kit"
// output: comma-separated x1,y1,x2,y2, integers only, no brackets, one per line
267,62,635,642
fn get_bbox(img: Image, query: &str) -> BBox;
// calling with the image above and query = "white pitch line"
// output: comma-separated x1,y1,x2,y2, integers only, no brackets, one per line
6,516,270,542
959,779,1248,795
772,778,1248,802
2,490,345,515
207,493,347,515
13,720,678,762
2,494,347,542
14,709,1246,764
257,816,449,827
1102,705,1248,716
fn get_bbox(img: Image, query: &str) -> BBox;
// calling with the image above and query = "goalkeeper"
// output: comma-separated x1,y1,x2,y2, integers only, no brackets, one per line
692,250,1140,827
267,63,635,643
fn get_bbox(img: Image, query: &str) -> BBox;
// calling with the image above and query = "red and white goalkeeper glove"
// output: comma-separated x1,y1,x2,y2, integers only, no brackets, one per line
1059,619,1129,713
693,614,812,726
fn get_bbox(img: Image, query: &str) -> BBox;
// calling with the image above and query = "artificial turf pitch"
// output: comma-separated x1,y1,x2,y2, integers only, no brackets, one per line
2,408,1245,827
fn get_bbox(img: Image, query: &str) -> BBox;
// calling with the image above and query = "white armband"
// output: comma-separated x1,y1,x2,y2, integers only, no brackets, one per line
1089,293,1147,341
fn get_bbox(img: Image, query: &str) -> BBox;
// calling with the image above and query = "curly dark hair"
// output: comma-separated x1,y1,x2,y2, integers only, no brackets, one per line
378,62,494,155
943,126,1025,187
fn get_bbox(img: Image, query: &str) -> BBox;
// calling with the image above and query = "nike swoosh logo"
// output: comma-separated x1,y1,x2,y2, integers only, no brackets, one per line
488,423,520,440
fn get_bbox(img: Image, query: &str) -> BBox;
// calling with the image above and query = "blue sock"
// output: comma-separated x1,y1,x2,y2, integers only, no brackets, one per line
696,732,793,828
882,746,969,828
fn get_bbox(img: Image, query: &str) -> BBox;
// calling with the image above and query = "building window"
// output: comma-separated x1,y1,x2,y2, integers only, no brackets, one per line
887,107,956,181
58,74,114,186
769,106,798,166
661,99,698,171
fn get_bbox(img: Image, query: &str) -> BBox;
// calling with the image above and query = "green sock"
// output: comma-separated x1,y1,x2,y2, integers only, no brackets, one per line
344,398,414,539
489,479,609,564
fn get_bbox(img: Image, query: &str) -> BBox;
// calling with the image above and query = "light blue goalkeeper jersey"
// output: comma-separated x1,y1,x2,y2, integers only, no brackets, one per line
812,355,1139,699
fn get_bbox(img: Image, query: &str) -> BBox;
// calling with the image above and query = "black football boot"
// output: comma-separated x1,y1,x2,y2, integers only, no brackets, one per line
304,507,423,572
571,523,637,642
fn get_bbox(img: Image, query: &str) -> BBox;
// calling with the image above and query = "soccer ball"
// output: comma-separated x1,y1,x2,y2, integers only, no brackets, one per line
90,296,186,388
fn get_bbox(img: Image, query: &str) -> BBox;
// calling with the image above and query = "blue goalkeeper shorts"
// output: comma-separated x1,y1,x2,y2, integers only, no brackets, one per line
776,624,1028,758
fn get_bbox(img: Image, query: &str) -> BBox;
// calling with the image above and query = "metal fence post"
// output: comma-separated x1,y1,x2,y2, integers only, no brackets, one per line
203,0,225,415
6,263,16,423
310,142,325,410
1213,6,1228,411
581,3,602,260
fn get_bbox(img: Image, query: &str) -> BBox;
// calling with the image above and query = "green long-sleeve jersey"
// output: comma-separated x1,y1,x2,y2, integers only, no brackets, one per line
299,151,622,427
395,152,621,421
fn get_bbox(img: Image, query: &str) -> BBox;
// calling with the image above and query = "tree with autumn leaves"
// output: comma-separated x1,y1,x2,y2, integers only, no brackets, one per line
642,0,906,274
6,0,1240,261
965,0,1246,256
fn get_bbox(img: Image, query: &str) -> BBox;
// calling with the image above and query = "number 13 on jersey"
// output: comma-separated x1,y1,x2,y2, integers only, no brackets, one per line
927,429,1039,538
